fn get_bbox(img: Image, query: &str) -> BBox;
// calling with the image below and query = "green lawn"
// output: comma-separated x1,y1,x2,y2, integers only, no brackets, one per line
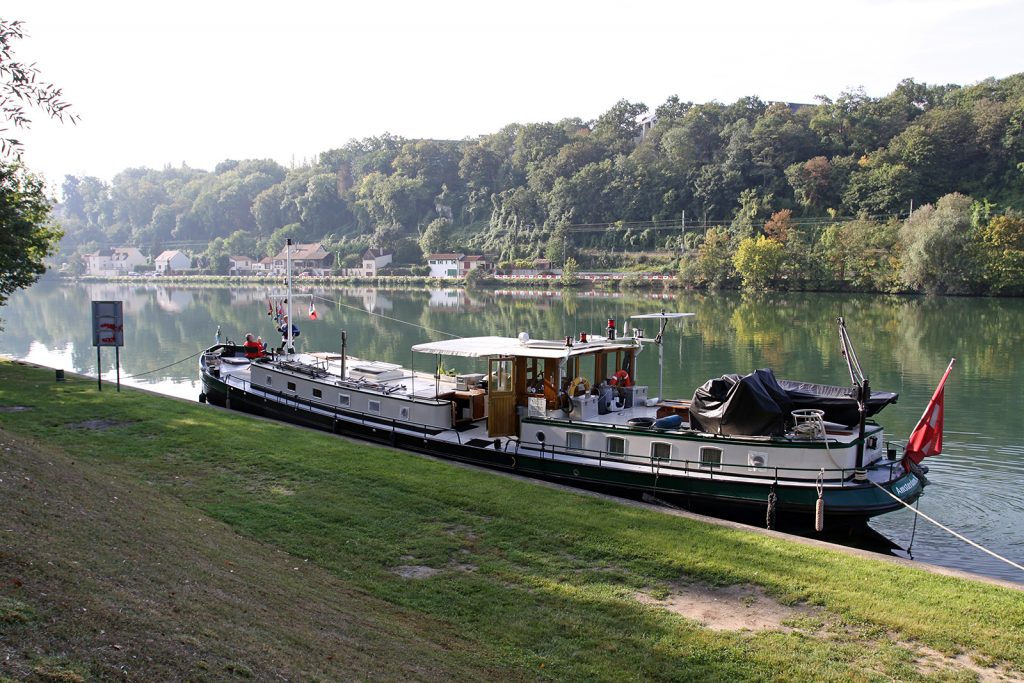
1,360,1021,681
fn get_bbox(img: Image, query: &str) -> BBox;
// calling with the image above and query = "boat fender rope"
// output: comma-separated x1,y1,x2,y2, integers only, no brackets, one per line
766,484,778,530
907,458,930,487
869,479,1024,575
814,468,825,532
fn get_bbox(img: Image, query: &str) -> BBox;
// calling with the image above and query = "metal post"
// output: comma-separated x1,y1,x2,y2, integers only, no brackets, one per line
680,210,685,253
97,347,102,391
340,330,347,379
115,347,121,392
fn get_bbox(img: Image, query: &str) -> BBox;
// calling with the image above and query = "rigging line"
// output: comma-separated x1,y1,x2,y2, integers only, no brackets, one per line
869,480,1024,574
129,350,205,377
310,294,463,340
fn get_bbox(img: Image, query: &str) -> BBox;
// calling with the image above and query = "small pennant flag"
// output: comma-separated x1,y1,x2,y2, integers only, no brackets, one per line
308,301,318,321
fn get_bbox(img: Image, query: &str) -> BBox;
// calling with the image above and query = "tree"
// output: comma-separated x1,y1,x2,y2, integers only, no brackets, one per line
1,20,79,157
560,256,580,287
418,217,450,257
978,212,1024,295
733,235,785,290
900,193,979,294
1,21,74,312
687,227,735,288
545,220,569,265
763,209,793,243
0,162,61,306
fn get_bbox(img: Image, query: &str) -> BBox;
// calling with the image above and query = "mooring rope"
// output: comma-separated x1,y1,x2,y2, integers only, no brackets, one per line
130,350,205,377
310,294,462,339
869,480,1024,574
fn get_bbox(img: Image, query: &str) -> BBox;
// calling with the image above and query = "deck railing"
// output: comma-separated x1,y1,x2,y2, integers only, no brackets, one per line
516,437,906,486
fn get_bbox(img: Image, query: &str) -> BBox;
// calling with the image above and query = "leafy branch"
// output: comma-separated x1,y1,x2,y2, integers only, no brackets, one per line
0,19,79,158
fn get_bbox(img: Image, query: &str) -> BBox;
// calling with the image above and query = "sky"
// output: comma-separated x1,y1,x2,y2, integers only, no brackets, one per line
4,0,1022,190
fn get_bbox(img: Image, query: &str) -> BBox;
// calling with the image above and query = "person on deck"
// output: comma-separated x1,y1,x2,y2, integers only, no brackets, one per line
243,333,264,359
277,317,300,354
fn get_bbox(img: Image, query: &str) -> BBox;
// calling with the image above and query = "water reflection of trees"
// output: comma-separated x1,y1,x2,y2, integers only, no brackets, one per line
3,282,1022,444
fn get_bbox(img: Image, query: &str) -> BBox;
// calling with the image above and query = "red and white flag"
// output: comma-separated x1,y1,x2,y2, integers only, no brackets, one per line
905,358,956,465
308,301,318,321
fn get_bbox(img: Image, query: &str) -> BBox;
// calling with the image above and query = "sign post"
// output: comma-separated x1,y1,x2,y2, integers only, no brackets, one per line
92,300,124,392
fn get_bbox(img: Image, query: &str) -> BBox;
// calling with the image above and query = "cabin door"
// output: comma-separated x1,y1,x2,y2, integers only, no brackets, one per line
487,357,516,437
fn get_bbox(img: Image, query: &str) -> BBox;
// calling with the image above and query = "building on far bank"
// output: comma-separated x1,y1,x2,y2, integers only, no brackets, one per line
427,253,463,278
155,250,191,274
426,253,495,278
271,243,333,275
361,249,393,277
228,255,254,275
84,247,147,276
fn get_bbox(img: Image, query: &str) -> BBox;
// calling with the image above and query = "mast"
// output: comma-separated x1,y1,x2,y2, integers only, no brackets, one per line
285,238,294,354
837,316,868,475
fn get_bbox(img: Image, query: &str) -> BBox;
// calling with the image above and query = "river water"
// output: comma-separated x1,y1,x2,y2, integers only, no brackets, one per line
2,279,1023,584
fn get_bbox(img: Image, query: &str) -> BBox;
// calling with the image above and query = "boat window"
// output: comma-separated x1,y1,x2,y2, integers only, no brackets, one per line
566,431,584,452
368,400,381,414
651,442,671,462
287,381,296,391
747,451,768,470
700,447,722,469
266,376,272,385
339,394,350,407
400,406,410,420
312,388,322,399
606,436,626,456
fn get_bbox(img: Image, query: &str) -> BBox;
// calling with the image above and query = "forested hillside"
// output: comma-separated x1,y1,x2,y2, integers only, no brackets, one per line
55,75,1024,292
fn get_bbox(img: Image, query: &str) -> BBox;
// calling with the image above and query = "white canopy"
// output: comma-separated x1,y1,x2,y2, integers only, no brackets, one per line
630,312,695,320
411,335,638,360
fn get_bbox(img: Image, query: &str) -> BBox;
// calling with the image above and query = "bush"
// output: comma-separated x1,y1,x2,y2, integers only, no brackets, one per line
733,236,785,290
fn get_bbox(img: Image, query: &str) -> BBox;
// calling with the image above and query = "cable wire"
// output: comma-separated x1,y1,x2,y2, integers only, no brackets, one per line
310,293,462,339
870,480,1024,575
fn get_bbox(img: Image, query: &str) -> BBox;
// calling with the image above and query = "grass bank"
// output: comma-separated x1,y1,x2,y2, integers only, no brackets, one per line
1,360,1021,681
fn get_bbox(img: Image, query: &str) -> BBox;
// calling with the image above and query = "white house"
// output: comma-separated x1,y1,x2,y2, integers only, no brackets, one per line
427,253,464,278
361,249,392,276
252,256,273,274
154,250,191,274
84,247,147,276
228,255,254,275
427,253,495,278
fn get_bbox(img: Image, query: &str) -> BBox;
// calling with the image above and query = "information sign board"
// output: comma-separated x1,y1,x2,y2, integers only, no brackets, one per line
92,300,124,347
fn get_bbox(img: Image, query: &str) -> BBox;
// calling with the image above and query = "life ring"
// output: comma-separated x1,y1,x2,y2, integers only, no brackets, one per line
568,376,591,397
627,417,655,428
612,370,633,388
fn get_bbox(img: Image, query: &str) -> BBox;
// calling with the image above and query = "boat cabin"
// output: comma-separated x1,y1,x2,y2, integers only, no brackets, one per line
412,334,646,438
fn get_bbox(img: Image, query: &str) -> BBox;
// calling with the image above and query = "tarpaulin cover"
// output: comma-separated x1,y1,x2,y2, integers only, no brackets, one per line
690,369,794,436
778,379,898,426
690,369,899,436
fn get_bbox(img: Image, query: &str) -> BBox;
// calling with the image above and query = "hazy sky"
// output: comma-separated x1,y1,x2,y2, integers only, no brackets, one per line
5,0,1022,188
